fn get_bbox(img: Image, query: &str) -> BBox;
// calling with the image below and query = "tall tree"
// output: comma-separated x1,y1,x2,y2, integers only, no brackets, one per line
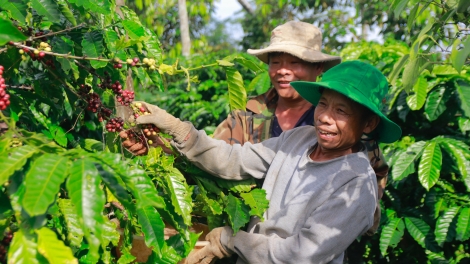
178,0,191,56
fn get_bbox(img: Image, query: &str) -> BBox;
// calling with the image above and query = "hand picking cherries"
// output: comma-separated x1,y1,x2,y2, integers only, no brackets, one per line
0,65,10,111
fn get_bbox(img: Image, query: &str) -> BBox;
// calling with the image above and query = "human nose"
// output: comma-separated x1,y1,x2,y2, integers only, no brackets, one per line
317,108,334,125
276,63,290,75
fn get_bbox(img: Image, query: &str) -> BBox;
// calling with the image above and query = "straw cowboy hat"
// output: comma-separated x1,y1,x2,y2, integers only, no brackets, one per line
291,61,402,143
247,21,341,71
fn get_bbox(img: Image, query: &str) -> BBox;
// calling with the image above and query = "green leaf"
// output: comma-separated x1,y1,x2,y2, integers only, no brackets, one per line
458,117,470,133
418,141,442,190
402,57,423,93
392,0,410,19
49,124,68,147
57,199,84,247
388,54,409,86
81,31,107,69
455,79,470,117
101,218,120,246
456,207,470,241
163,168,193,226
98,165,134,212
31,0,60,23
457,0,470,13
7,229,39,264
66,158,105,262
439,140,470,191
215,178,256,193
248,71,271,95
406,76,427,110
0,0,28,24
435,206,459,246
404,217,430,248
379,217,405,257
225,68,247,111
424,87,447,121
0,18,27,45
407,3,419,33
22,154,69,216
122,20,147,40
57,0,77,26
391,141,426,181
137,206,165,257
104,29,118,53
233,56,265,75
240,189,269,221
225,194,250,234
217,59,235,67
0,145,38,186
451,37,470,73
36,227,77,264
52,36,78,78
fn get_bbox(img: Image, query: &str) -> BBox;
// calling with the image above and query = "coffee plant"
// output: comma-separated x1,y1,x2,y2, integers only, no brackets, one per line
0,0,268,263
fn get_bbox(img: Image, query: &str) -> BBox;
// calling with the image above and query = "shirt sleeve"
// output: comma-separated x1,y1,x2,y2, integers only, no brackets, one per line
174,126,282,180
221,177,376,264
212,109,251,145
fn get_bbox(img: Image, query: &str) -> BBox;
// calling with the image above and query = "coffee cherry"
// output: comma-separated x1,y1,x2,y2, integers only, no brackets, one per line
0,65,10,111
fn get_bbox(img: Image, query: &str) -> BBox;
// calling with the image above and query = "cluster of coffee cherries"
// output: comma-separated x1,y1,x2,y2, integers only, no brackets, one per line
18,42,52,64
130,102,159,145
78,84,113,122
126,57,140,67
142,58,157,70
0,230,13,263
0,65,10,111
105,117,124,132
98,72,135,106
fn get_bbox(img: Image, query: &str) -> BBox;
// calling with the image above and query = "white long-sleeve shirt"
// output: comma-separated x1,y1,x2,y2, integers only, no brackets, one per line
175,125,378,264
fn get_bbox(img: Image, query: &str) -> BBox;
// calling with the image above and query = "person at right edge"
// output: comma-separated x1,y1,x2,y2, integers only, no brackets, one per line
132,60,402,263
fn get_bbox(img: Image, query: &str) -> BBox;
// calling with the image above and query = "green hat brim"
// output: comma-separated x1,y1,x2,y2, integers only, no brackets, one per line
291,80,402,143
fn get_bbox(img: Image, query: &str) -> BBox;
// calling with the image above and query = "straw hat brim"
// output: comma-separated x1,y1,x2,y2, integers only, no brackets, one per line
247,44,341,72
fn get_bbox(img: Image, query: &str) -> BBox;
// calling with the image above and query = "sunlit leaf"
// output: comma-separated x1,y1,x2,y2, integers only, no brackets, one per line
240,189,269,221
435,206,459,246
225,68,247,111
58,199,84,247
8,229,39,264
0,18,27,45
36,227,77,264
225,194,250,234
451,37,470,73
406,76,427,110
248,71,271,95
418,141,442,190
455,79,470,117
137,206,165,257
380,217,405,257
391,141,426,181
0,145,38,186
456,207,470,241
22,154,69,216
163,168,193,226
57,0,77,26
0,0,27,24
424,87,447,121
404,217,430,248
82,31,107,69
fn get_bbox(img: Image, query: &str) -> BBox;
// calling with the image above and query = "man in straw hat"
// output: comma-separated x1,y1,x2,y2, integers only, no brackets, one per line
131,60,402,263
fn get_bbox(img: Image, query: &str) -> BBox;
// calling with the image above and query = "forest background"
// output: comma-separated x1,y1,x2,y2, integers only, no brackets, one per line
0,0,469,263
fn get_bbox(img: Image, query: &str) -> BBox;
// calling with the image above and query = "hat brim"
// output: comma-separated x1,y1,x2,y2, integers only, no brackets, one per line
290,80,402,143
247,44,341,72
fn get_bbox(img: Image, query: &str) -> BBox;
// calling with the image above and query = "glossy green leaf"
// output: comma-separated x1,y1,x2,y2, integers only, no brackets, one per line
404,217,430,248
225,194,250,234
7,229,39,264
439,140,470,191
424,87,447,121
455,79,470,117
0,145,38,186
225,68,247,111
164,168,192,225
391,141,426,181
52,36,79,78
104,29,118,53
137,206,165,257
49,124,67,147
101,218,120,246
66,158,105,262
122,20,147,40
57,0,77,26
248,71,271,95
457,0,470,13
435,206,459,246
458,117,470,133
418,141,442,190
0,0,27,24
31,0,60,23
402,57,423,93
407,3,419,33
57,198,84,247
98,164,134,212
456,207,470,241
451,36,470,73
142,27,163,64
82,31,107,69
36,227,77,264
380,217,405,257
406,76,427,110
240,189,269,221
0,18,27,45
233,56,265,75
22,154,69,216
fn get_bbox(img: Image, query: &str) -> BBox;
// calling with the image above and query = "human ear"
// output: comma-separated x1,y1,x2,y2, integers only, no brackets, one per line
363,115,380,134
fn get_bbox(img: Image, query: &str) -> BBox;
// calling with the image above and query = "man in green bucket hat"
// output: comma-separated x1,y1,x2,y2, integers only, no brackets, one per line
132,60,402,264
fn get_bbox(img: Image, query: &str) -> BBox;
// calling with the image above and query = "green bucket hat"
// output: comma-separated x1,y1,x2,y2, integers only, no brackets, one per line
290,60,402,143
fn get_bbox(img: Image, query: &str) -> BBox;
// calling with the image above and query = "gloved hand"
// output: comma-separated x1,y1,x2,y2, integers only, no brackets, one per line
134,101,192,143
184,227,233,264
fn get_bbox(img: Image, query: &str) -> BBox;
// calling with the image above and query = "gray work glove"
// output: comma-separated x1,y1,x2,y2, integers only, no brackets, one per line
134,101,192,143
184,227,233,264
